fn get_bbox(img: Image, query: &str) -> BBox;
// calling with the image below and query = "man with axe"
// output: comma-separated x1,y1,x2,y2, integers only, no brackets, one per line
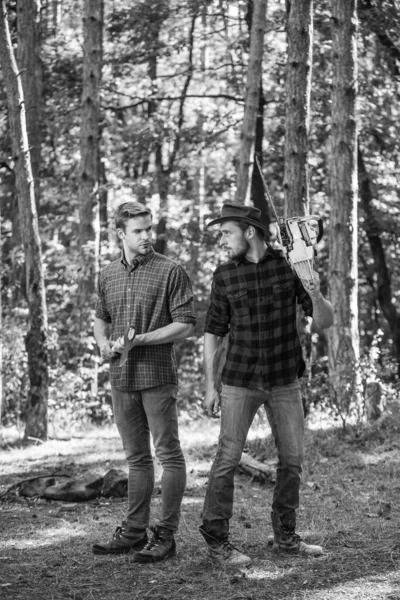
199,202,333,567
93,202,196,562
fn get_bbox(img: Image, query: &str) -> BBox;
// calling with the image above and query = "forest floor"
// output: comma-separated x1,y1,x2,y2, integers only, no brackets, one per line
1,407,400,600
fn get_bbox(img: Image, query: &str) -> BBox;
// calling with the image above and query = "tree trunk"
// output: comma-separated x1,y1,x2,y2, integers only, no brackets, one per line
17,0,42,210
245,1,270,234
328,0,361,422
78,0,103,308
0,0,48,440
153,9,197,255
235,0,268,205
358,148,400,372
284,0,314,410
283,0,313,219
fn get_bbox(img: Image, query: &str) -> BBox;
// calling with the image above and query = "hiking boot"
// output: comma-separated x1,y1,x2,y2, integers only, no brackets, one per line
271,511,323,557
199,525,252,567
133,525,176,563
92,522,148,555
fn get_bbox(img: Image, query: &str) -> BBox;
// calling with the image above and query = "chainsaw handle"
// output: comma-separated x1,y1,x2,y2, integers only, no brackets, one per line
307,215,323,243
316,218,323,243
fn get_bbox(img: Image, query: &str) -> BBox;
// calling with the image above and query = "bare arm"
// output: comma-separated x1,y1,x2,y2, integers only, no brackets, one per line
203,332,224,417
111,322,194,353
301,272,334,330
94,317,119,360
135,322,194,345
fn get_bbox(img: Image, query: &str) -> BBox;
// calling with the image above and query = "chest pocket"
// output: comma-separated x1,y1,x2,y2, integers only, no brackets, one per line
227,289,249,317
272,282,294,308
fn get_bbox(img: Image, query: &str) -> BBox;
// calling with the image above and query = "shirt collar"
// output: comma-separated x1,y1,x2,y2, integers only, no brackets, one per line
120,248,154,271
233,244,281,266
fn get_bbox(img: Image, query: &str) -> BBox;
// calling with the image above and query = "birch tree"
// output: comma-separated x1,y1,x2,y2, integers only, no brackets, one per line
17,0,42,209
328,0,361,420
0,0,48,440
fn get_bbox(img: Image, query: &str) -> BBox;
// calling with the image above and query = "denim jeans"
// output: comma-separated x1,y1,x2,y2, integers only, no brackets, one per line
111,384,186,532
202,380,304,538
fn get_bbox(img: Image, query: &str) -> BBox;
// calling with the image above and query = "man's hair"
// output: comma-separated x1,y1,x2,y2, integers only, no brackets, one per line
234,219,265,241
114,202,152,231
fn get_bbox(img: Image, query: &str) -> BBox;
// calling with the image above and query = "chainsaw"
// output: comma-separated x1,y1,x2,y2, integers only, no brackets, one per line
255,157,323,282
278,216,323,282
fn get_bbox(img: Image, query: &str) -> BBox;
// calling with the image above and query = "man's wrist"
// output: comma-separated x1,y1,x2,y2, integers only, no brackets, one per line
135,333,144,346
310,291,323,303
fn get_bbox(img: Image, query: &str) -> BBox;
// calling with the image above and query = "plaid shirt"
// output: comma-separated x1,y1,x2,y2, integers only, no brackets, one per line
96,249,196,391
205,246,313,389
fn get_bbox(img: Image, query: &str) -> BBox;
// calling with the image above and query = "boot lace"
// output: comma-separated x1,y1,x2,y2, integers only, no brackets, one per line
217,538,238,557
112,526,124,541
142,526,165,551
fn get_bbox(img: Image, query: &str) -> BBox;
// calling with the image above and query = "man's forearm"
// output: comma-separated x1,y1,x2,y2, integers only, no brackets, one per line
311,294,334,329
204,332,223,391
135,322,194,346
94,317,111,348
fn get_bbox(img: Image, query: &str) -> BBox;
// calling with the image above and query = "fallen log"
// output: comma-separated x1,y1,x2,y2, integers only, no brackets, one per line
238,453,276,484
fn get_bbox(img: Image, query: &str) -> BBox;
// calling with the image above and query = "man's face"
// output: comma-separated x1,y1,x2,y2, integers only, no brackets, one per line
219,221,250,260
117,215,153,258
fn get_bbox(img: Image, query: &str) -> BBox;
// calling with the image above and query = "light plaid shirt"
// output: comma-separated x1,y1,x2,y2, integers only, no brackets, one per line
96,249,196,391
204,246,313,389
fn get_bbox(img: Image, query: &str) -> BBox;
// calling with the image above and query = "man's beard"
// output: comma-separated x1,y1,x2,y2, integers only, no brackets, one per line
228,239,250,261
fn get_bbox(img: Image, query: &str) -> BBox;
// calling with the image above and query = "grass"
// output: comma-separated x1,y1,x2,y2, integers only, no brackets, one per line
1,410,400,600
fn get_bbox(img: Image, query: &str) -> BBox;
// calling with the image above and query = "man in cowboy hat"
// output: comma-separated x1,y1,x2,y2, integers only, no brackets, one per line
198,202,333,567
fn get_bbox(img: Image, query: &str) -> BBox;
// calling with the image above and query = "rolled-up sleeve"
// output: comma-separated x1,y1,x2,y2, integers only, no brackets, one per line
204,270,230,337
295,276,313,317
95,273,112,323
167,265,196,325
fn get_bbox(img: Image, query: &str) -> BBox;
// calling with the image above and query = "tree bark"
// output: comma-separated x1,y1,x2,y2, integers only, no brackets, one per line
358,148,400,372
245,1,270,234
283,0,313,219
235,0,268,205
328,0,361,420
78,0,103,307
0,0,48,440
17,0,42,209
284,0,314,408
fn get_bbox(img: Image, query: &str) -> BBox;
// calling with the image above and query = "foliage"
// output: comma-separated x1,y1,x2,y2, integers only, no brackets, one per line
1,0,400,428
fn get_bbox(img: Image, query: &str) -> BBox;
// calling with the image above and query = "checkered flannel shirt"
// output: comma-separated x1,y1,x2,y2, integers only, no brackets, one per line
96,250,196,391
204,246,313,389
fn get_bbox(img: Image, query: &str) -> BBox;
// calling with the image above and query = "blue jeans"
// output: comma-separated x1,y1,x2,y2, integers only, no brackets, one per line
202,380,304,538
111,384,186,532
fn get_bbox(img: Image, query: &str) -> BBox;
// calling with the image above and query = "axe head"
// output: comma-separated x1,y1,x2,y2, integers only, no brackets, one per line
119,325,136,367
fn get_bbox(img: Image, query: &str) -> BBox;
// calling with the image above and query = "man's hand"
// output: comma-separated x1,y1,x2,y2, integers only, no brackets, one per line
301,270,322,300
301,270,334,329
204,387,221,419
100,340,120,361
110,336,124,355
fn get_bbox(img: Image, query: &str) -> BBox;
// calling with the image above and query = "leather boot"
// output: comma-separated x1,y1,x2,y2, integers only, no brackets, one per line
92,522,148,555
133,525,176,563
271,511,323,556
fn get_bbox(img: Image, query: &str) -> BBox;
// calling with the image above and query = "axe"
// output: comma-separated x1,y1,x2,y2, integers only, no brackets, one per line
118,325,136,367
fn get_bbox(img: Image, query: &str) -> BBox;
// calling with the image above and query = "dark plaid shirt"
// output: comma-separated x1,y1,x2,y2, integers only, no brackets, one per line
96,250,196,392
204,246,313,389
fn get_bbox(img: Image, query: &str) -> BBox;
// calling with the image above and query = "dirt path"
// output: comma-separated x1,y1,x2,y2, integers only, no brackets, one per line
1,417,400,600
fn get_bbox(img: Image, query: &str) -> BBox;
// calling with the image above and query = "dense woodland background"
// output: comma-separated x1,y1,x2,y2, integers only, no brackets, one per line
0,0,399,442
